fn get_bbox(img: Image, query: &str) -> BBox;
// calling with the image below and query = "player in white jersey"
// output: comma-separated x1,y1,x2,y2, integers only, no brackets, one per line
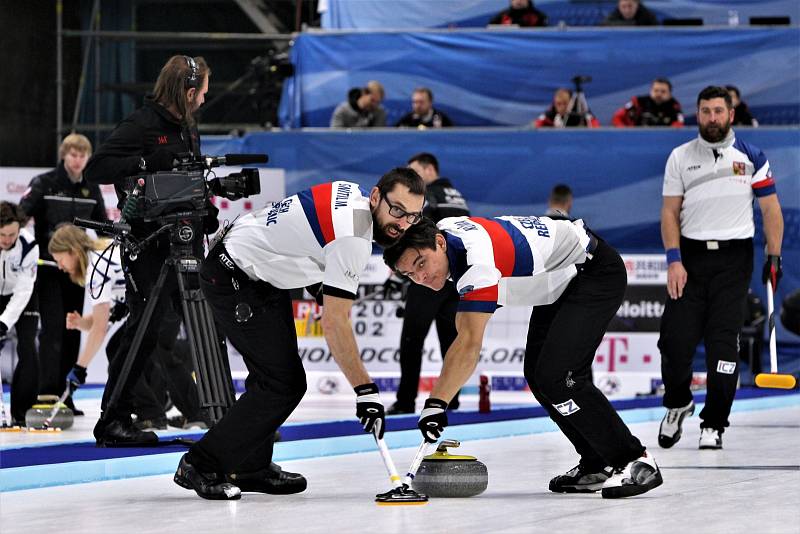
175,168,425,500
0,202,39,424
658,86,784,450
384,216,662,499
48,225,126,394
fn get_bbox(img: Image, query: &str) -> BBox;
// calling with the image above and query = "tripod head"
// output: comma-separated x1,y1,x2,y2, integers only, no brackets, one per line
571,75,592,93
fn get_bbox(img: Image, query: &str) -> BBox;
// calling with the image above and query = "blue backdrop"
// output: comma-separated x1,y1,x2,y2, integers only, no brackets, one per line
320,0,799,29
278,28,800,129
204,127,799,332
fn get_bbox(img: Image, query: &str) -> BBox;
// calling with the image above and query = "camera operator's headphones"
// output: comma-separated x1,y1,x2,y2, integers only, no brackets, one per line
184,55,199,89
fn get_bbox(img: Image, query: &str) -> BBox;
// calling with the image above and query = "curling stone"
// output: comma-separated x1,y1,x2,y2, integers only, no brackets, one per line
411,439,488,498
25,395,74,430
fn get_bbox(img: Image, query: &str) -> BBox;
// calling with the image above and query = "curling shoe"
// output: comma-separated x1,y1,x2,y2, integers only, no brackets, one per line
699,428,723,450
96,419,158,447
226,462,307,495
549,464,613,493
601,451,663,499
174,454,241,500
658,400,695,448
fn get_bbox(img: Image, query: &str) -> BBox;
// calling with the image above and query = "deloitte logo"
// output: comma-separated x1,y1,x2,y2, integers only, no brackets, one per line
617,300,664,318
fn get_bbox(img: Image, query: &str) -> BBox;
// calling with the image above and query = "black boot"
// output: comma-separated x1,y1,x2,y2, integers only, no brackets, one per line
64,396,84,416
95,419,158,447
226,462,307,495
174,454,241,500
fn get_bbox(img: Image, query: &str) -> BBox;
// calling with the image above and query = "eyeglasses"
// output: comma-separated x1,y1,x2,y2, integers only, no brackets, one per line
380,192,423,225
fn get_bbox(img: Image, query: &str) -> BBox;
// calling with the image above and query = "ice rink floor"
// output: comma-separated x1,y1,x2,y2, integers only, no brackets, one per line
2,399,798,534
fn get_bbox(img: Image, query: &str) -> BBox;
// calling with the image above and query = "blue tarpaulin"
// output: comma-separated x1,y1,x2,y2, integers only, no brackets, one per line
278,28,800,129
320,0,799,29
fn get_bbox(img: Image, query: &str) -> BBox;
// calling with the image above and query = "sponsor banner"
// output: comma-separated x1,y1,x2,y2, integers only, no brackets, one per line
623,254,668,286
608,285,666,332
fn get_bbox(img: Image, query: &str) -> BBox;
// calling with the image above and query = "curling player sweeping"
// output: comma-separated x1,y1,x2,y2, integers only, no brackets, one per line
384,215,663,498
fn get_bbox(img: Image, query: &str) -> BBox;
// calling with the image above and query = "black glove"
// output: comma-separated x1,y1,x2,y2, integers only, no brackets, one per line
109,301,129,323
67,364,87,391
355,382,385,439
418,398,448,443
762,255,782,291
143,149,176,172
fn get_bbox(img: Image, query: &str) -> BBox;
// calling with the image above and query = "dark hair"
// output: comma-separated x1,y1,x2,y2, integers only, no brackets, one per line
407,152,439,174
725,85,741,99
153,55,210,127
697,85,733,108
376,167,426,197
652,77,673,91
0,201,27,228
413,87,434,102
383,217,441,270
549,184,573,204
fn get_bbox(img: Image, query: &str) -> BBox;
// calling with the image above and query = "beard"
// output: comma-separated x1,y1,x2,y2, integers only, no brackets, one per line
699,119,731,143
372,215,405,248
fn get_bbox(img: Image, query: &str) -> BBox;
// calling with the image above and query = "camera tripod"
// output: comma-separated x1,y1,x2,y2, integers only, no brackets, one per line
565,75,594,126
79,213,236,426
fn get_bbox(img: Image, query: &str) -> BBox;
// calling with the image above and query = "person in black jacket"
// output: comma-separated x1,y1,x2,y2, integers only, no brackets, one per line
603,0,659,26
84,55,217,446
387,153,470,414
396,88,454,129
20,133,106,412
726,85,759,127
612,78,684,128
489,0,548,27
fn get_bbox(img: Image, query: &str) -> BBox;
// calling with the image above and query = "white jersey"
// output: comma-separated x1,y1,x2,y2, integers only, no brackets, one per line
663,131,776,240
224,181,373,298
438,215,594,312
85,246,126,307
0,228,38,327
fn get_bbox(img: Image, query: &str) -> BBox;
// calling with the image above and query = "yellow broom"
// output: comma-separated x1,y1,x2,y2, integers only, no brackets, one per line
755,279,796,389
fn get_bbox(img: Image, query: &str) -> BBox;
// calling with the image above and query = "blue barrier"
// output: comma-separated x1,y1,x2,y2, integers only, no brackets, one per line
321,0,799,29
278,28,800,129
204,127,799,332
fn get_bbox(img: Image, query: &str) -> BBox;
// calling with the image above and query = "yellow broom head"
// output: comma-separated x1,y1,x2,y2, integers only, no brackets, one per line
755,373,797,389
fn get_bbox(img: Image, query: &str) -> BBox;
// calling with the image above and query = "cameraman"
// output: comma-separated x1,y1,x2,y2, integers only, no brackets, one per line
84,55,215,446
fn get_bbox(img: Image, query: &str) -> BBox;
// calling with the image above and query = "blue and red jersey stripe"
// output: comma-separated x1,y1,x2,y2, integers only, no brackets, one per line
298,183,336,247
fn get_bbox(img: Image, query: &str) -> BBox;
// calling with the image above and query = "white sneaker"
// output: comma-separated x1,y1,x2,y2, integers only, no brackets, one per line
658,400,695,448
601,451,663,499
699,428,722,450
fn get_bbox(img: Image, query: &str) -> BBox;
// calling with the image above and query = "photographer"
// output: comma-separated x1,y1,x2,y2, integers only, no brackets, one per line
84,55,216,446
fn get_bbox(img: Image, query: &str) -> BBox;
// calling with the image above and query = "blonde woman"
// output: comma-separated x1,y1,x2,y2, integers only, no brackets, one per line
48,224,126,399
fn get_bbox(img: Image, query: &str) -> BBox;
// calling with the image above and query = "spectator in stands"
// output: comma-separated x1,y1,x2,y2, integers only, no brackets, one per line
0,202,39,426
20,133,107,415
534,88,600,128
489,0,548,27
546,184,573,216
396,88,453,129
726,85,759,127
330,81,387,128
612,78,684,127
603,0,659,26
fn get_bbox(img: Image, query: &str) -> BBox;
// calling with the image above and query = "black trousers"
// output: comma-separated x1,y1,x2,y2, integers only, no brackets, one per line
1,293,39,422
523,240,644,469
396,281,460,408
187,245,306,474
658,237,753,432
36,267,83,395
96,241,178,431
106,307,202,421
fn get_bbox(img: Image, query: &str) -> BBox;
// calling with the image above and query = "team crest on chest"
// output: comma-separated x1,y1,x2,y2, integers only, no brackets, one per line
732,161,746,176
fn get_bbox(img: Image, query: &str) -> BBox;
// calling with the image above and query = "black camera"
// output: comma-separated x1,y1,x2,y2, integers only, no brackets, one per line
571,75,592,91
124,153,265,220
